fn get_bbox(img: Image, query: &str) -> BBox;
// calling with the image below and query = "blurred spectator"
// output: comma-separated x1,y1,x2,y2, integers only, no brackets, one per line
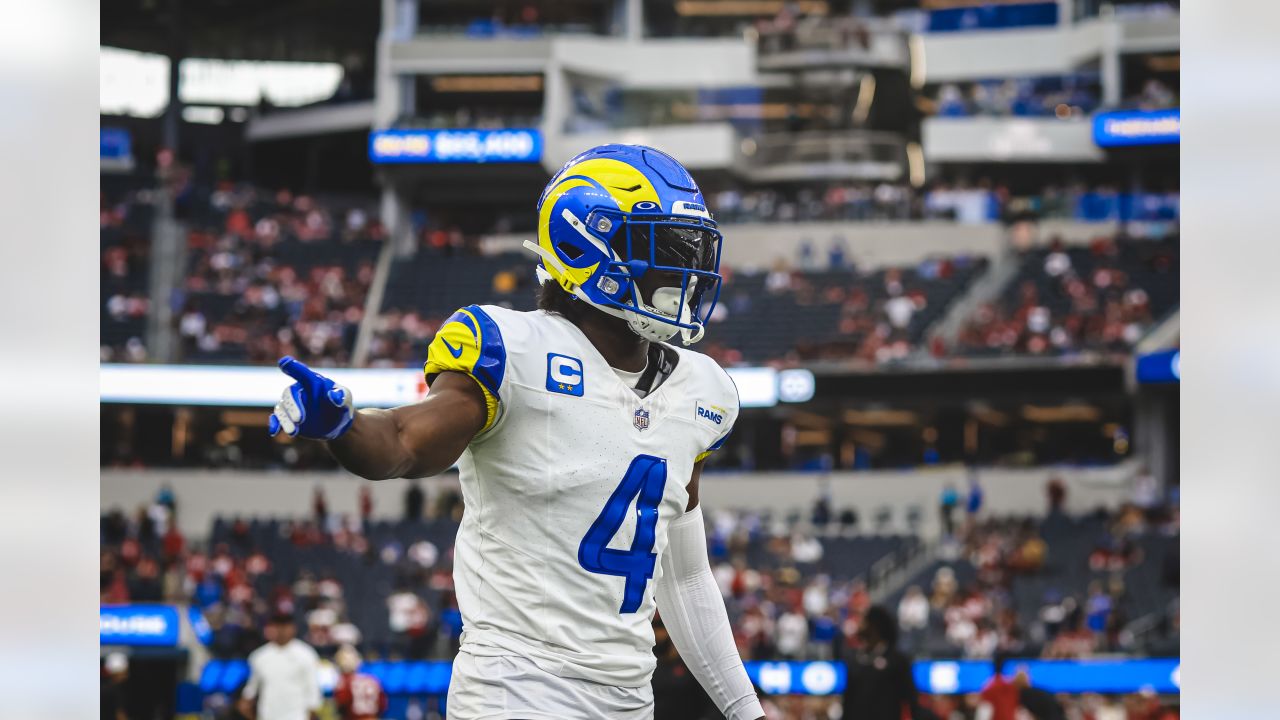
101,653,129,720
811,492,832,528
1019,675,1068,720
404,481,425,522
1084,581,1113,634
239,614,322,720
977,653,1025,720
897,585,929,652
313,487,328,525
828,237,847,269
1133,465,1161,510
940,483,960,536
333,645,388,720
1137,79,1177,110
966,471,984,520
1046,477,1067,515
776,604,809,660
840,606,931,720
359,486,373,523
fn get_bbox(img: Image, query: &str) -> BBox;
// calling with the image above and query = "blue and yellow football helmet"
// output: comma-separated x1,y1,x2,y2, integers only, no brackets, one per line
525,144,723,345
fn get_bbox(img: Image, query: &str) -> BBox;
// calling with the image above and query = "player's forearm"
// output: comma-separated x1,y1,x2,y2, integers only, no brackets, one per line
655,507,764,720
326,408,421,480
326,376,484,480
272,360,485,480
328,407,460,481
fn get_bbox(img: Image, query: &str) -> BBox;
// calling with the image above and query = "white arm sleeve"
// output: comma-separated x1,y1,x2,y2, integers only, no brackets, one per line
655,505,764,720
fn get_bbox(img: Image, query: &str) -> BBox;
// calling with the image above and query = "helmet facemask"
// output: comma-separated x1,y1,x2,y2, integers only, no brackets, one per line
597,215,722,345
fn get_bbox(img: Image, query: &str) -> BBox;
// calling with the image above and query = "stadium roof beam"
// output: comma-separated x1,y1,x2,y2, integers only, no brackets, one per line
102,0,380,65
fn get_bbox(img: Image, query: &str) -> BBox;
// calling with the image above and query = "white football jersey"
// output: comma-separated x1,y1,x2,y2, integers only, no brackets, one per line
424,305,738,687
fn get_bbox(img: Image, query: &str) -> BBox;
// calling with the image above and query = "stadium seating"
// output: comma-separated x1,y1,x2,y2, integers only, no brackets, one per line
883,508,1180,658
103,499,1179,666
100,191,154,361
956,235,1179,356
102,184,1179,367
103,507,918,661
375,252,989,365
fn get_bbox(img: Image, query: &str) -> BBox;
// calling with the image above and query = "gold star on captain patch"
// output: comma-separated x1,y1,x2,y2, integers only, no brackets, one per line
559,384,566,390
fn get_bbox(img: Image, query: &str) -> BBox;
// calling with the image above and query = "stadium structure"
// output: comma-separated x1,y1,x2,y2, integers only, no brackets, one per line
100,1,1179,718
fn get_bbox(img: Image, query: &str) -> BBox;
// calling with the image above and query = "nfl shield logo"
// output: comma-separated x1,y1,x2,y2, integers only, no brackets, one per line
633,407,650,431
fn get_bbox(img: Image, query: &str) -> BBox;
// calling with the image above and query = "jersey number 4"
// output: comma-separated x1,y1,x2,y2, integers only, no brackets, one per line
577,454,668,613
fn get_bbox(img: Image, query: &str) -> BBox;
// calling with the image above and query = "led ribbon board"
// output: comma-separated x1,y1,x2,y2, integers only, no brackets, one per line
196,658,1180,695
99,364,814,409
369,128,542,164
100,605,182,647
1093,109,1180,147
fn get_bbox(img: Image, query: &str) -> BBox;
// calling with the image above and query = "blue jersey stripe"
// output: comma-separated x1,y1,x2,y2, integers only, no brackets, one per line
462,305,506,400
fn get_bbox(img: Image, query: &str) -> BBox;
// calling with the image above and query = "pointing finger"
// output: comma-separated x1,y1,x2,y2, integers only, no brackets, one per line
278,356,318,384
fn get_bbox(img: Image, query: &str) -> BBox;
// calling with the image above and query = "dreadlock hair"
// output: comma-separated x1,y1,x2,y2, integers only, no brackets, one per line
537,277,593,322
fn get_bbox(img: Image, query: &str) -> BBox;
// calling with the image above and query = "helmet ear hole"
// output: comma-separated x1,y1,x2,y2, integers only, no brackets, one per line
556,241,584,262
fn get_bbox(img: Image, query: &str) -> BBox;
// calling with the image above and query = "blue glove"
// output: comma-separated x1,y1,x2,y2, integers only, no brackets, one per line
269,356,355,440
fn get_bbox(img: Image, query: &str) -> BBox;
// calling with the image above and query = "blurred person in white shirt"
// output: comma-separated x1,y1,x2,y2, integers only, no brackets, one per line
897,585,930,654
775,604,810,660
897,585,929,632
884,293,916,330
238,614,322,720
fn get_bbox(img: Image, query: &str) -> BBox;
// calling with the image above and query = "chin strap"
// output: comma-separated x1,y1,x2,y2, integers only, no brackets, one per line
680,322,706,346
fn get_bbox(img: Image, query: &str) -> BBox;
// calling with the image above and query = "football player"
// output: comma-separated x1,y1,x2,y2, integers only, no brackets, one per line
269,144,764,720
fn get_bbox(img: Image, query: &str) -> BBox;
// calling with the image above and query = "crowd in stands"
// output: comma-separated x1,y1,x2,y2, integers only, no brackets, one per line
175,185,383,366
103,182,1178,368
370,246,986,367
102,479,1179,718
929,75,1102,118
706,505,917,664
101,483,466,661
924,67,1173,121
99,461,1177,712
703,478,1180,668
99,483,922,665
704,255,987,366
954,234,1179,357
710,182,1179,225
895,503,1180,662
926,74,1176,119
1077,0,1181,21
101,476,1178,665
101,189,155,363
101,184,384,366
1127,78,1179,111
712,183,920,224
